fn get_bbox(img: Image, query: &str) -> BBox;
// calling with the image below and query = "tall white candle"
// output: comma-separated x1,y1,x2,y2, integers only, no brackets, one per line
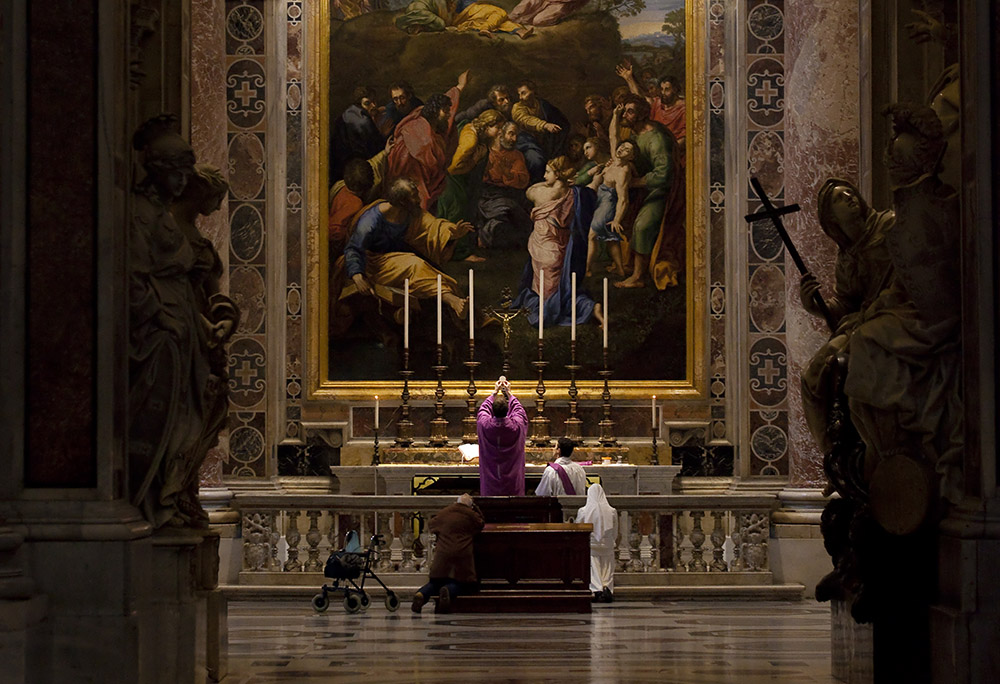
603,277,609,348
652,395,657,429
375,395,379,429
571,272,576,341
468,268,474,340
403,278,409,349
436,274,442,345
538,270,544,340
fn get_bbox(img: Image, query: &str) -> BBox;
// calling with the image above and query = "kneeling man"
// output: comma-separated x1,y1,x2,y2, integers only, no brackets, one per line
412,493,485,614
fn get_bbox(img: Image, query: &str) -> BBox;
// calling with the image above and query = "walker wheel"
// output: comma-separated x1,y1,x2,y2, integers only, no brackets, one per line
385,593,400,612
359,593,371,611
344,593,362,613
311,593,329,613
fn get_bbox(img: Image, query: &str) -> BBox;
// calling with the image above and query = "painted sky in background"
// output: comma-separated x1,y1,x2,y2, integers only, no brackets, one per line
619,0,684,40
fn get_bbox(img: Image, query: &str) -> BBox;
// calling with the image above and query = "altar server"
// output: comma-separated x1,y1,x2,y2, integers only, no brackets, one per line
576,483,618,602
476,376,529,496
535,437,588,496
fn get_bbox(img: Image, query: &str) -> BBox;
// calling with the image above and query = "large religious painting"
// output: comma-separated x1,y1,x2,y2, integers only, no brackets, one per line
306,0,706,399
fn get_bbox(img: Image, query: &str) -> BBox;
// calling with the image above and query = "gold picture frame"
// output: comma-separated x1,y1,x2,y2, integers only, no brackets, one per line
305,0,707,403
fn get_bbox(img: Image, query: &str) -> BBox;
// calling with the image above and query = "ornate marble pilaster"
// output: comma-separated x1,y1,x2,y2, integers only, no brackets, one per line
192,0,233,493
191,0,230,273
783,0,860,488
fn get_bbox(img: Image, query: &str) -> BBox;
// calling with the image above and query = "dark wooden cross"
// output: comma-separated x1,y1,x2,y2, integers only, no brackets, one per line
744,176,837,332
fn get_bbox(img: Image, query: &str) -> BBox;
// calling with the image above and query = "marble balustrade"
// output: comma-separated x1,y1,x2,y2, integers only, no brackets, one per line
231,494,778,587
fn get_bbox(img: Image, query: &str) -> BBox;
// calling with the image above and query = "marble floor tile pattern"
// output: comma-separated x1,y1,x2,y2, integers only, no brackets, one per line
222,599,839,683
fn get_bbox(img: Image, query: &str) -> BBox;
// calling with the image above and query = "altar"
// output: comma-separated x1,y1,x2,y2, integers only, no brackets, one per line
330,462,680,496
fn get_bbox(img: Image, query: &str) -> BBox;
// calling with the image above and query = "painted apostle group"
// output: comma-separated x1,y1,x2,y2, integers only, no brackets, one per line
327,61,686,337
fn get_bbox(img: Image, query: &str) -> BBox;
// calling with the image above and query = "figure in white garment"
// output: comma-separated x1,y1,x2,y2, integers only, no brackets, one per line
535,437,588,496
576,483,618,602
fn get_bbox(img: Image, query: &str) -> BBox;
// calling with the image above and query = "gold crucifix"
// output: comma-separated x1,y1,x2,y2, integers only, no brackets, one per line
483,287,525,375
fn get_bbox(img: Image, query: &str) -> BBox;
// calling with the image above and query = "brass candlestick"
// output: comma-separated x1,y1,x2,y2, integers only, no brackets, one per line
529,338,550,446
428,343,449,446
597,347,617,446
462,339,480,443
395,348,414,447
650,426,660,466
564,340,583,444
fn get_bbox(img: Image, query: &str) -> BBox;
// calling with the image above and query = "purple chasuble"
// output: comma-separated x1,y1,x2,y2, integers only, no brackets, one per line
476,394,529,496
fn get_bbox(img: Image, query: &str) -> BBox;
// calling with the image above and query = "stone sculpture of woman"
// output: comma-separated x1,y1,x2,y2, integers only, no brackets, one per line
170,163,240,516
128,115,239,528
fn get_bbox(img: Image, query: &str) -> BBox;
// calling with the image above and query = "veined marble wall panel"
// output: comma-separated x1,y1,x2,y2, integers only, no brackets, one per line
284,1,304,444
194,0,232,486
782,0,859,488
225,0,268,477
744,0,789,476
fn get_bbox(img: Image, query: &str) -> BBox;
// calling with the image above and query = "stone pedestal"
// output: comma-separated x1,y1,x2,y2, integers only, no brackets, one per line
930,508,1000,684
0,525,46,684
770,488,829,598
831,598,873,683
6,513,220,684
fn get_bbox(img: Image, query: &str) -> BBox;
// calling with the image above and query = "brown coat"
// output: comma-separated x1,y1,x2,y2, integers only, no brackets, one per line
428,502,485,583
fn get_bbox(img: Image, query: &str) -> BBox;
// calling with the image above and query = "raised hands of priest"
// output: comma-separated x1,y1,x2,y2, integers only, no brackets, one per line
352,272,374,296
495,375,511,394
799,273,822,316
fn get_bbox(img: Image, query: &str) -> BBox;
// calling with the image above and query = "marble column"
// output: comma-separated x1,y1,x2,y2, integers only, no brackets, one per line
782,0,860,489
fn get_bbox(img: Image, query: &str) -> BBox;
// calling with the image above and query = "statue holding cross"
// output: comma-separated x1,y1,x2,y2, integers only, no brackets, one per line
744,176,896,456
744,177,838,332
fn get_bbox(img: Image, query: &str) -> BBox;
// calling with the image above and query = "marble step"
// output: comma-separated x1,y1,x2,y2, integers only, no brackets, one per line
221,582,806,602
445,588,593,614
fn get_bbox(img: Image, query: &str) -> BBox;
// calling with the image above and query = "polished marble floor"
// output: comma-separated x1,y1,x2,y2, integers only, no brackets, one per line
221,599,838,683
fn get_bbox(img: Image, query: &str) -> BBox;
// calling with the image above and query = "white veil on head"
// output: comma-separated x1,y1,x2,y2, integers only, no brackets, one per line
576,483,616,540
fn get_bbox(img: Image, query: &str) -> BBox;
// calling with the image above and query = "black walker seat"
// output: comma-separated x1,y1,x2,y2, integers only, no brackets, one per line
311,532,400,613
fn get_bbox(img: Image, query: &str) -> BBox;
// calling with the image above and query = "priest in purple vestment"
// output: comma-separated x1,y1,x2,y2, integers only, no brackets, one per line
476,377,529,496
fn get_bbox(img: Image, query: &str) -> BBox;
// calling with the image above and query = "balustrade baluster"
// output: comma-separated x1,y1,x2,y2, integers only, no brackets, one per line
637,511,654,572
284,510,302,572
673,513,686,571
421,510,436,570
382,512,400,571
304,511,323,572
638,531,654,571
628,518,643,572
268,511,281,571
616,510,631,571
687,511,707,571
731,511,745,570
400,512,417,572
327,512,340,553
709,511,727,571
648,516,660,572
